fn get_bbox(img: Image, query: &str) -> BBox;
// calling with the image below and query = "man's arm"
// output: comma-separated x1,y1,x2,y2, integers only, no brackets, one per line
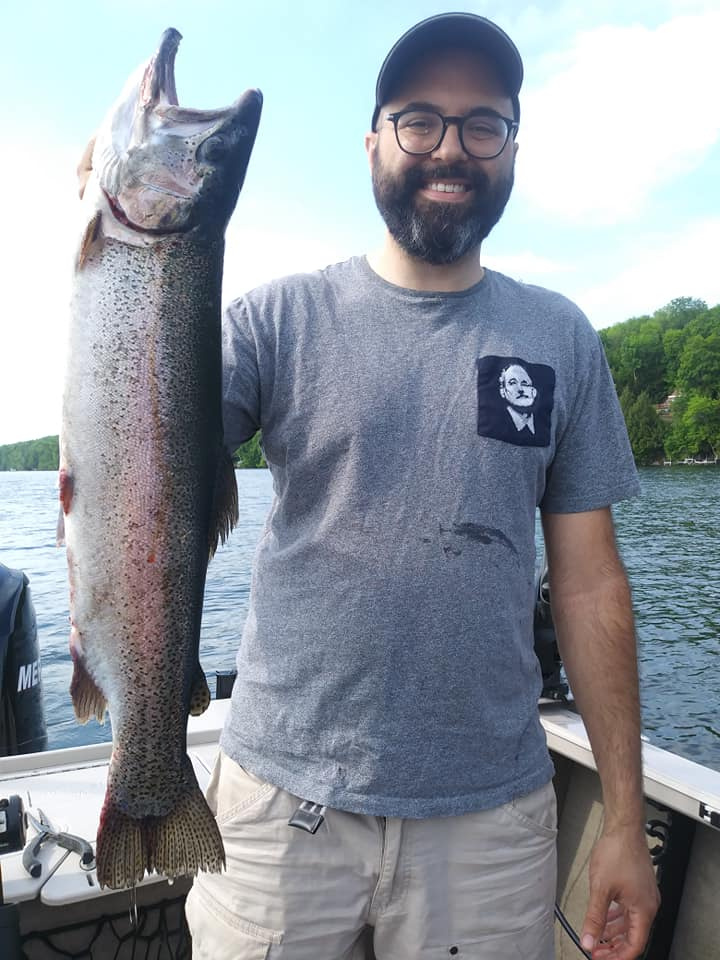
541,507,660,960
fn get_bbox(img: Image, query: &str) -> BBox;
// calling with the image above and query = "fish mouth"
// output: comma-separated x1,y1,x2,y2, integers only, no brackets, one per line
143,28,181,108
144,28,263,128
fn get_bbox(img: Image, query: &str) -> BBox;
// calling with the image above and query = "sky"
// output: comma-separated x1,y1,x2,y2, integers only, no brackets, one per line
1,0,719,445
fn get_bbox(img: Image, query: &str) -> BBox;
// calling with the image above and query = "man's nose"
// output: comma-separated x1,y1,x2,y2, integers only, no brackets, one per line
430,121,467,162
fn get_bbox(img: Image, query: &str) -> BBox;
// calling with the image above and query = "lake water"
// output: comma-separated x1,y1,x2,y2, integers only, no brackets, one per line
0,468,718,771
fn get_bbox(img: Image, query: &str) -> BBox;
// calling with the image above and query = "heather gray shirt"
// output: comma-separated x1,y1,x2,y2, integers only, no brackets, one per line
219,256,639,817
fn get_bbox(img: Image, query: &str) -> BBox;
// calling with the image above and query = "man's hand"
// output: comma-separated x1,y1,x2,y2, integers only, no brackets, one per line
77,137,95,198
581,826,660,959
541,508,660,958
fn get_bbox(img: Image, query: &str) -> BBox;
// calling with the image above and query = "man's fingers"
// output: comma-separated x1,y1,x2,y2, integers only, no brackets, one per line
622,905,657,957
77,137,96,198
584,904,656,960
581,892,612,955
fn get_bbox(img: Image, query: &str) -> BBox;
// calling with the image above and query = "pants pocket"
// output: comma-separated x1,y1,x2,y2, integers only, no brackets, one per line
186,878,283,960
214,751,280,824
502,781,557,839
426,911,554,959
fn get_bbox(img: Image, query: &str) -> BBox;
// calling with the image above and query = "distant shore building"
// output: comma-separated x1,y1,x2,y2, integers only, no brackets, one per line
656,393,681,418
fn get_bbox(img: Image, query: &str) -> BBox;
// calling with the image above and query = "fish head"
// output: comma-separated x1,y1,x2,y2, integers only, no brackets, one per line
92,28,262,234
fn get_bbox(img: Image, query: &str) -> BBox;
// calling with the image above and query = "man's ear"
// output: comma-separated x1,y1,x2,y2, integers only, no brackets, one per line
365,131,378,169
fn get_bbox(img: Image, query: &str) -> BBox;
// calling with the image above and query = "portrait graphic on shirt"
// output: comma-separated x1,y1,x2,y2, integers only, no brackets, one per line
476,356,555,447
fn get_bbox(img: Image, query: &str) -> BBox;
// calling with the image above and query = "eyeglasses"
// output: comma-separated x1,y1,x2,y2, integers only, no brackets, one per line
385,109,518,160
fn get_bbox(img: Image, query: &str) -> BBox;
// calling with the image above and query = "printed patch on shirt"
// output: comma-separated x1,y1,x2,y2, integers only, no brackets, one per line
476,356,555,447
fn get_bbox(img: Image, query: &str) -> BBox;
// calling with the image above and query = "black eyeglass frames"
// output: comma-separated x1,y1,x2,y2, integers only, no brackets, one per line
385,109,518,160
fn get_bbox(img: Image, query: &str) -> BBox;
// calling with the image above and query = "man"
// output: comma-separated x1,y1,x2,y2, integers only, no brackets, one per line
80,12,658,960
499,363,537,432
187,13,658,960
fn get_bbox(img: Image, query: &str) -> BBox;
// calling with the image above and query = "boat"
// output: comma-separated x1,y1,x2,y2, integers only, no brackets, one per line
2,692,720,959
1,568,719,958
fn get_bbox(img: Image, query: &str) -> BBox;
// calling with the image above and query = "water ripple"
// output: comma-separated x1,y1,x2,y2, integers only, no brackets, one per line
1,468,718,771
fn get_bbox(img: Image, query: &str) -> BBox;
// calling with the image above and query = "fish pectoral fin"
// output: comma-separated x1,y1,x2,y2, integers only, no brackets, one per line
76,210,104,270
56,507,66,547
70,651,108,724
208,446,239,558
189,664,211,717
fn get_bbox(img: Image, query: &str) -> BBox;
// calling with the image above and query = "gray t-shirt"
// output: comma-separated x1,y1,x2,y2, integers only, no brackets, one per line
219,256,639,817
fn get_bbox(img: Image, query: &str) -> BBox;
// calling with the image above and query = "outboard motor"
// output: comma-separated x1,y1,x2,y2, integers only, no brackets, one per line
533,556,569,701
0,564,48,756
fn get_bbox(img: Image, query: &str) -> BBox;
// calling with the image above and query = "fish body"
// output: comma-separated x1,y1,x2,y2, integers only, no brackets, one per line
59,29,262,889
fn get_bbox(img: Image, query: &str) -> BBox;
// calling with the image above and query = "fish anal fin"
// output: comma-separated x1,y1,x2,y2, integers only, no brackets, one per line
56,467,73,546
189,664,211,717
96,764,225,890
76,211,104,271
208,446,238,558
70,646,108,724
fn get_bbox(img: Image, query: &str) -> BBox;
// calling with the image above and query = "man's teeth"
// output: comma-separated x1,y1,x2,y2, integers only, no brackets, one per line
428,182,468,193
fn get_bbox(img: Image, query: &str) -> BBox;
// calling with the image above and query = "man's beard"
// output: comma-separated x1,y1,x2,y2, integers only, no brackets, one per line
372,158,514,265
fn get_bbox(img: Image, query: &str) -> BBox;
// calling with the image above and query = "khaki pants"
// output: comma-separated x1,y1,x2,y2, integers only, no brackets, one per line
186,751,557,959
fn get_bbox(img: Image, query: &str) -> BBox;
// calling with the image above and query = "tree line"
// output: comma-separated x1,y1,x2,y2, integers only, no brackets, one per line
599,296,720,464
3,295,717,471
0,436,59,471
0,434,265,471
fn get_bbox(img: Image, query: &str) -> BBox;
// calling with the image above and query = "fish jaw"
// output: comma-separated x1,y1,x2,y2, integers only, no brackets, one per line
92,28,263,234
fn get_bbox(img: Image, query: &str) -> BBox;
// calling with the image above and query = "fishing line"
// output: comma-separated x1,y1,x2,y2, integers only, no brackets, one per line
555,903,592,957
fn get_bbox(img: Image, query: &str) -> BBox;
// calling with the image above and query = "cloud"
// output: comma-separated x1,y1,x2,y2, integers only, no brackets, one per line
222,219,355,300
516,12,720,224
484,251,573,281
0,139,352,445
0,144,80,444
575,216,720,327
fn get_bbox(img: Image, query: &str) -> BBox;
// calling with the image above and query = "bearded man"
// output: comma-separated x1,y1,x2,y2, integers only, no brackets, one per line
181,13,659,960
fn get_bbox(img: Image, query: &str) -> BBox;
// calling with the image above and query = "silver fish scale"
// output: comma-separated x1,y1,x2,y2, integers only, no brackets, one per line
63,234,226,819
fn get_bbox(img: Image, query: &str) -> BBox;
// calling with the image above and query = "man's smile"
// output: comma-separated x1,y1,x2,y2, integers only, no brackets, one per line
419,179,473,201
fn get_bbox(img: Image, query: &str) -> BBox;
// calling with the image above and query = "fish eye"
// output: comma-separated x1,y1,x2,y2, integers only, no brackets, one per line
197,135,226,164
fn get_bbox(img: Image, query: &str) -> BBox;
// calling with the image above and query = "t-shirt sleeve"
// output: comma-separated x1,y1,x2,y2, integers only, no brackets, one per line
541,329,640,513
222,296,261,452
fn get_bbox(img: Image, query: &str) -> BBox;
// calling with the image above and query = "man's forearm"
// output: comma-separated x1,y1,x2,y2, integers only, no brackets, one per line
552,567,645,831
542,509,645,833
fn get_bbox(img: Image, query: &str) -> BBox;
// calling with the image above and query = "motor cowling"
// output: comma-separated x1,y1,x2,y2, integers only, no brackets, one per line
0,564,48,756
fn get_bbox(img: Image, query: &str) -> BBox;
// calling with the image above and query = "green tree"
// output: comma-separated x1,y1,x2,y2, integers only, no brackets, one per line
618,323,666,402
662,327,688,394
622,392,667,465
683,395,720,459
0,436,59,471
676,333,720,399
664,395,720,461
233,433,266,468
684,303,720,339
652,296,707,331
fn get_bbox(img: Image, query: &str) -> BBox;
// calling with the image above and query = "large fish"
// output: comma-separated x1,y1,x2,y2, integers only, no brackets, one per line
58,28,262,889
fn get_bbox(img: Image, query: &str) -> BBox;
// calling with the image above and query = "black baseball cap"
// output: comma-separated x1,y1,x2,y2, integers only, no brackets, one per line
372,13,523,130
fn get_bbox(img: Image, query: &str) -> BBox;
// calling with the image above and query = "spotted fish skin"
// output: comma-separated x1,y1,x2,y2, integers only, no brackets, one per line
58,28,262,890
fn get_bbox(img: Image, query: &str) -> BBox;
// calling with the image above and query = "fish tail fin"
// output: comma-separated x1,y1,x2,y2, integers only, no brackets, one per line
96,773,225,889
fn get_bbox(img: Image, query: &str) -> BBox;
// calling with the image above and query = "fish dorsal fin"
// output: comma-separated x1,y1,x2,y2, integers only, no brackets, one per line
76,211,104,271
208,447,239,558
